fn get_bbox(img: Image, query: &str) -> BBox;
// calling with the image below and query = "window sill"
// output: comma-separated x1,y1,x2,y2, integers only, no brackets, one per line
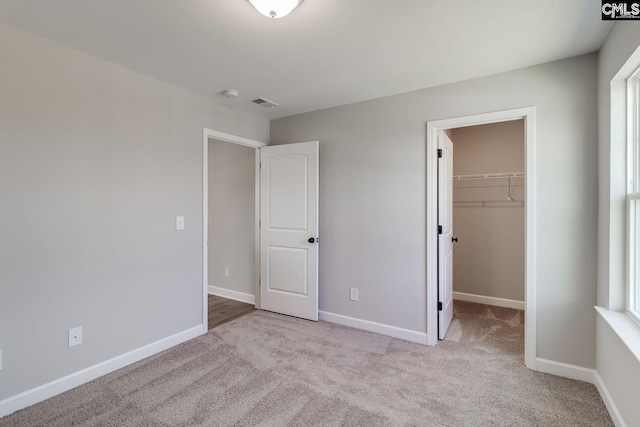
595,306,640,364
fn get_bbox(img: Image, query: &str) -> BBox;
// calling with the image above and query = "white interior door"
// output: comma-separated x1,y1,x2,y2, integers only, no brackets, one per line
260,141,319,321
438,131,454,339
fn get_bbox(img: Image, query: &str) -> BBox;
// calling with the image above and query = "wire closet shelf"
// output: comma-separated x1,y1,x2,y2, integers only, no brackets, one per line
453,172,524,207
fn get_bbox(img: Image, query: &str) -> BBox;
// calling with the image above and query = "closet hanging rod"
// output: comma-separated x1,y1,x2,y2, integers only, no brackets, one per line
453,172,524,181
453,201,524,208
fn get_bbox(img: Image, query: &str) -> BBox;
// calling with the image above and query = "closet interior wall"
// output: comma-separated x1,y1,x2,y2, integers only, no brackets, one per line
450,120,525,303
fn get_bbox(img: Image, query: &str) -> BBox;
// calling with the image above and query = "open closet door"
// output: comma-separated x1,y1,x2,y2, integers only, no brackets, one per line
438,131,454,339
260,141,319,321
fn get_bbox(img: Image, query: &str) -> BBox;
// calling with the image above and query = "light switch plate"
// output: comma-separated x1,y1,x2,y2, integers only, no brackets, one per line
176,216,185,230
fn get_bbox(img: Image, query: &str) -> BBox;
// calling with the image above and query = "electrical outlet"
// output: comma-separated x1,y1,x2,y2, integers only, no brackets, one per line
350,288,359,302
0,349,3,371
69,327,83,348
176,216,185,230
225,267,230,277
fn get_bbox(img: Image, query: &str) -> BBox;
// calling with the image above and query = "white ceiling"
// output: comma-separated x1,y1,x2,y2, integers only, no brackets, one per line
0,0,613,120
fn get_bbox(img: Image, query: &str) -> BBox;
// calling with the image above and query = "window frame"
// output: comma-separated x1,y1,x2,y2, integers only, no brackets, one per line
627,67,640,324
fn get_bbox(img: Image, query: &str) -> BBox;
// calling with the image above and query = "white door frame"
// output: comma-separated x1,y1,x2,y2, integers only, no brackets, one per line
202,128,266,333
426,107,537,370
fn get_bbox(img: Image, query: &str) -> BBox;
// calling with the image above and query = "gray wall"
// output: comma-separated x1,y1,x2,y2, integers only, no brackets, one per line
0,23,268,401
597,22,640,426
451,121,524,302
208,139,256,297
271,53,598,368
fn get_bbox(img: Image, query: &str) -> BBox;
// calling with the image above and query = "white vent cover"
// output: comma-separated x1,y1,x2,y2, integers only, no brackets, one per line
251,97,279,108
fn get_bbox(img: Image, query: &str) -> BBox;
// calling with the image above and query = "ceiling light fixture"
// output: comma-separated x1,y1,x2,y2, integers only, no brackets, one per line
248,0,303,19
223,89,239,98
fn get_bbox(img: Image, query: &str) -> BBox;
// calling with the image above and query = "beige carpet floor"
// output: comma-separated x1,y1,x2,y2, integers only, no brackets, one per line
0,303,612,426
446,300,525,358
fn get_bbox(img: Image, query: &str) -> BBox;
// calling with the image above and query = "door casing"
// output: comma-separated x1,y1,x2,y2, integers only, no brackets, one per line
426,107,537,370
202,128,266,333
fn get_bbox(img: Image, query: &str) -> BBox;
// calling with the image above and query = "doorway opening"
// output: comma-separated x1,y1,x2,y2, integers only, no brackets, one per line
426,107,536,370
202,129,265,332
202,130,320,330
443,120,525,359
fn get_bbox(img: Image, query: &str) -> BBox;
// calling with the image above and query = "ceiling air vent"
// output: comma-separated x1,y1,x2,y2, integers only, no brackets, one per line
251,97,279,108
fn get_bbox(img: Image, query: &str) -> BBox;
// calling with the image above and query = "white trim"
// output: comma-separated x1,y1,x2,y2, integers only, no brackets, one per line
426,121,438,346
318,311,428,344
611,78,630,312
208,286,256,305
535,358,595,384
595,306,640,363
203,130,209,333
594,371,628,427
203,128,266,149
426,107,537,371
627,67,640,321
0,326,202,418
608,44,640,313
202,129,266,332
524,108,537,370
254,153,262,309
453,292,524,310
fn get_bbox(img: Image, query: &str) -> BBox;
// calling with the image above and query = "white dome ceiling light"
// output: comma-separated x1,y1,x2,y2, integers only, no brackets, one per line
247,0,304,19
223,89,239,98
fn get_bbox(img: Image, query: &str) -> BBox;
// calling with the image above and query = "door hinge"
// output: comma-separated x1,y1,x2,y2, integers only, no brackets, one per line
438,225,443,235
437,149,442,158
438,302,443,311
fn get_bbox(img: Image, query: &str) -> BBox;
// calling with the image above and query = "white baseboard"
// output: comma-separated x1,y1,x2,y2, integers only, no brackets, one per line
0,325,203,419
208,286,255,305
594,371,627,427
453,292,525,310
318,311,428,344
535,358,595,384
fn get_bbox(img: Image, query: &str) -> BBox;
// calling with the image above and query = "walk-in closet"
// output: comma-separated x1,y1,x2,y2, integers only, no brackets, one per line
444,119,525,356
451,120,524,305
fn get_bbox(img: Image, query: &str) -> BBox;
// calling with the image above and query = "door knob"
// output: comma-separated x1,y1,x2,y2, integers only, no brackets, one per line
308,237,315,243
452,237,459,242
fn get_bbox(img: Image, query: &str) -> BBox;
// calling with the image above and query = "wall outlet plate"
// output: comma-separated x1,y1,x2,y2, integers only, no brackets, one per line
176,216,185,230
69,327,83,347
350,288,359,301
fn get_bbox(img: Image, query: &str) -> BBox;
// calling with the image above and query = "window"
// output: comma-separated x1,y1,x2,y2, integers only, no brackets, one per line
627,68,640,322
